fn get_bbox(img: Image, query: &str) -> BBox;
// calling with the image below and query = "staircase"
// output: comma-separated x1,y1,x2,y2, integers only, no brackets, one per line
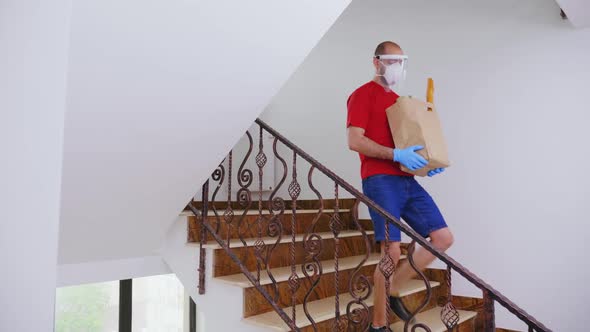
186,202,483,331
177,119,550,332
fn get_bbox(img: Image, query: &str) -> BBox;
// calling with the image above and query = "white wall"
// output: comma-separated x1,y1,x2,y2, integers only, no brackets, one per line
0,0,72,331
261,0,590,330
58,0,351,269
57,255,170,287
162,217,269,332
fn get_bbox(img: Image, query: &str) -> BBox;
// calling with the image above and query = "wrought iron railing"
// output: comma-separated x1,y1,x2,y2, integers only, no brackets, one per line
187,118,551,332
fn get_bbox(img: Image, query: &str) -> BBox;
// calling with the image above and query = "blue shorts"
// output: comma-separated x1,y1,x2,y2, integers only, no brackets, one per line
362,174,448,242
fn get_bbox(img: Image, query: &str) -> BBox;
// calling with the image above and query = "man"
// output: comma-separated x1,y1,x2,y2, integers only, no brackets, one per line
346,41,454,332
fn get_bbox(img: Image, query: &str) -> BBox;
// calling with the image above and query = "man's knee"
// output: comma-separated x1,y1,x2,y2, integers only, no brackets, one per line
431,228,454,250
380,241,402,259
374,265,385,280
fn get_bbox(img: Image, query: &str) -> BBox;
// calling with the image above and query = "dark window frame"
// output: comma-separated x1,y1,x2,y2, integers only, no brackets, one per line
119,279,132,332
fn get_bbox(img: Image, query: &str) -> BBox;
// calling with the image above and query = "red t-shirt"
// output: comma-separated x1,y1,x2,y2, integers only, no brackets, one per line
347,81,412,179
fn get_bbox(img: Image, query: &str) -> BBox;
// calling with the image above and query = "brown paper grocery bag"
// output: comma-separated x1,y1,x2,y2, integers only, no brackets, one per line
386,96,450,177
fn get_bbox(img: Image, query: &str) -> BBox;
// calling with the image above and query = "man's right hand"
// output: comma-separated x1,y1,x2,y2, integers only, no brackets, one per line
393,146,428,170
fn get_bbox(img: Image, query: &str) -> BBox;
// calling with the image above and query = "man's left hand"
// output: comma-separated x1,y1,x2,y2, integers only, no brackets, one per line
427,168,445,177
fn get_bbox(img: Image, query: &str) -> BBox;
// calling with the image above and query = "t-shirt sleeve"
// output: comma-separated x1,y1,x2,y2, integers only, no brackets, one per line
346,87,370,130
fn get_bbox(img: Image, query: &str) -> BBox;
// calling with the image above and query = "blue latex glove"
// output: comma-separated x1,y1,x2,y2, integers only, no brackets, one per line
393,145,428,171
427,168,445,177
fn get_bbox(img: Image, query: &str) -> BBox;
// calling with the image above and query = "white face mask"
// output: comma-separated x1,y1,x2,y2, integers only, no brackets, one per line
375,54,408,92
379,61,404,86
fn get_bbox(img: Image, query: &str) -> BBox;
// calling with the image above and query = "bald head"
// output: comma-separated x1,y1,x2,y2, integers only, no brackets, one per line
372,41,405,89
374,41,403,56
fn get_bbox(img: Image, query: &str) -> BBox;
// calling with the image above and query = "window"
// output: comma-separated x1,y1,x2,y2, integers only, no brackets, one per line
55,274,189,332
55,281,119,332
132,274,185,332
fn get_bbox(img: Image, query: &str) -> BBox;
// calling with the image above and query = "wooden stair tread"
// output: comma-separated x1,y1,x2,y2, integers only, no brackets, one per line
391,306,477,332
242,279,440,331
189,230,374,249
180,208,351,217
216,253,407,288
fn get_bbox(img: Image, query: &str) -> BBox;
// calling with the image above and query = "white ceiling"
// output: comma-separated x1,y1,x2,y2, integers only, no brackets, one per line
58,0,351,264
557,0,590,27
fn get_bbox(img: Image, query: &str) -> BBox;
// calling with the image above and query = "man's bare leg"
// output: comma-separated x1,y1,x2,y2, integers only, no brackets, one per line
390,228,454,295
372,241,401,328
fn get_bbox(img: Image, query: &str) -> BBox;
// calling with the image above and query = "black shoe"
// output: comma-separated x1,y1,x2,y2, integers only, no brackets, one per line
389,296,415,322
369,324,392,332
